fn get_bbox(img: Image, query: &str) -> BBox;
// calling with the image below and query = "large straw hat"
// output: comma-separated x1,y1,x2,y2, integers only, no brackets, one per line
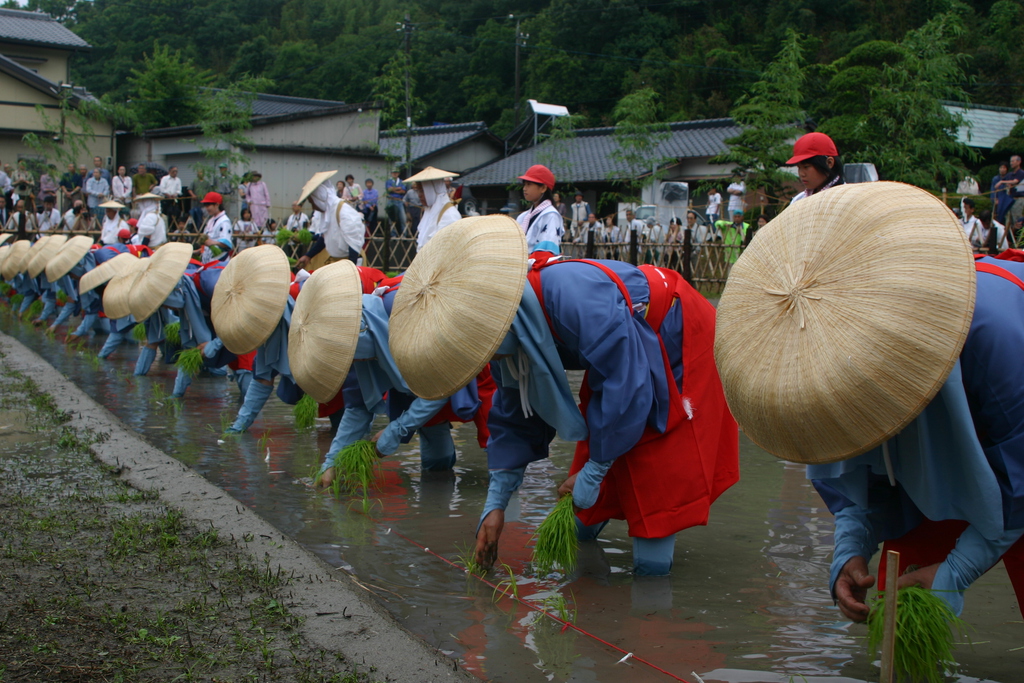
0,234,13,247
20,236,57,276
134,192,162,201
98,200,125,210
714,182,977,465
211,245,291,354
26,235,67,278
297,171,338,204
2,240,32,280
44,235,92,281
103,257,150,319
128,242,193,321
405,166,458,183
389,215,527,400
79,252,138,294
288,260,363,403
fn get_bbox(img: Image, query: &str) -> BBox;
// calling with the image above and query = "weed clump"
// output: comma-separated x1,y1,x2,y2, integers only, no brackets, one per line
531,495,579,574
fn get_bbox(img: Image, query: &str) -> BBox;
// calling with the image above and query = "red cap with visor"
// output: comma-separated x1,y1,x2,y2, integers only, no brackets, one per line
786,132,839,165
518,164,556,191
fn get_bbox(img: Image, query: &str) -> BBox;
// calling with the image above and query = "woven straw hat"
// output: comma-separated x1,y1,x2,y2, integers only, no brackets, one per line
714,182,977,465
2,240,32,280
211,245,291,354
128,242,193,321
288,260,363,403
26,235,67,278
405,166,458,183
0,234,12,247
297,171,338,204
134,192,162,201
389,215,527,400
103,257,149,319
45,235,93,281
79,252,138,294
98,200,125,210
21,236,57,276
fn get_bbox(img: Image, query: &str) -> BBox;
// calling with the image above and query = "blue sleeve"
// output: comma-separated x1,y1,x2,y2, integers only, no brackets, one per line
573,460,612,509
479,467,527,532
74,312,98,337
50,301,76,329
829,505,880,599
933,524,1024,615
486,363,558,470
320,404,376,473
377,397,448,456
544,267,657,463
306,233,326,258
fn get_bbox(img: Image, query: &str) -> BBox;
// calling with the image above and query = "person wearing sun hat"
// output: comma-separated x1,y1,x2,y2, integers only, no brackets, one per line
66,243,138,342
97,255,150,359
786,131,844,204
133,191,161,220
388,215,739,574
13,235,66,318
714,181,1024,621
23,234,67,325
294,171,365,270
516,164,564,253
405,166,461,250
99,200,129,245
41,235,108,335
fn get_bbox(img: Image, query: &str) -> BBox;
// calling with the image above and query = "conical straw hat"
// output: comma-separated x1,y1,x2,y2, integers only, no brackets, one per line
79,252,138,294
20,235,58,277
0,245,10,269
27,234,68,279
212,245,291,354
405,166,458,182
45,236,93,282
98,200,124,209
2,240,32,280
389,215,527,400
103,257,150,320
288,260,362,403
0,233,12,247
297,170,338,204
714,181,977,465
128,242,193,321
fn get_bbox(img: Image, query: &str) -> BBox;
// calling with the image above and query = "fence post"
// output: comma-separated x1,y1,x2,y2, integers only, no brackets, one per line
629,228,638,266
585,227,595,259
382,217,391,273
683,227,692,284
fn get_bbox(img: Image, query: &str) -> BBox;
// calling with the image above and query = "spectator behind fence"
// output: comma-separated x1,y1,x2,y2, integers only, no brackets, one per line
0,162,10,202
111,166,132,212
569,192,590,240
85,168,109,219
707,187,722,224
60,163,81,211
133,163,156,198
715,209,749,265
6,198,37,240
385,169,408,235
12,161,34,206
1004,155,1024,227
340,174,361,205
37,196,60,235
404,181,422,235
285,202,309,232
91,156,111,184
727,177,745,215
235,207,257,250
158,166,183,220
574,212,602,244
76,165,88,199
38,165,58,204
245,171,271,229
977,209,1009,252
215,164,237,219
0,196,8,228
552,192,570,229
991,162,1013,225
962,197,984,247
361,178,379,229
61,200,85,232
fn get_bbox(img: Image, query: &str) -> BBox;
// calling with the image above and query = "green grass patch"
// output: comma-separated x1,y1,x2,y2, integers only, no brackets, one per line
293,394,317,430
531,495,578,575
868,585,968,683
175,347,204,377
132,322,147,343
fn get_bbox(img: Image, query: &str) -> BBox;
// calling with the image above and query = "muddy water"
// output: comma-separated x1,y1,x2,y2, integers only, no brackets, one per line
5,322,1021,683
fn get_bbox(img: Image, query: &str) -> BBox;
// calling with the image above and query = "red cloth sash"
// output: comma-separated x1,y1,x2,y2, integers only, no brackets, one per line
227,350,256,373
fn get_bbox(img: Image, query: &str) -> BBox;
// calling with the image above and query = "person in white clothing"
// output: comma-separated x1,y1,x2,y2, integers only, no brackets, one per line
198,191,232,262
622,208,645,242
111,166,132,208
727,178,746,215
235,207,257,250
407,166,462,249
515,165,564,253
36,196,61,235
961,197,984,247
135,207,167,248
295,171,365,268
309,209,324,236
157,167,182,199
285,202,310,232
134,192,160,219
98,201,128,244
568,191,590,240
706,187,722,224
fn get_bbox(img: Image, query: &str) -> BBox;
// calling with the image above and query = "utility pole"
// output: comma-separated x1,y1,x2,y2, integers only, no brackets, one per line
403,13,413,174
512,17,528,128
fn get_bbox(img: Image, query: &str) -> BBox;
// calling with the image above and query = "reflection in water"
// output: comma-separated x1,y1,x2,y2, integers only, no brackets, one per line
5,320,1018,683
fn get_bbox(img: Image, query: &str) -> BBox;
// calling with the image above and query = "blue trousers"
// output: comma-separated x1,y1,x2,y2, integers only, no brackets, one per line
577,520,677,576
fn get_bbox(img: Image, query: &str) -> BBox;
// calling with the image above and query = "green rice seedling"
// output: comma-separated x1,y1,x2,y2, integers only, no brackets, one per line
454,542,485,577
132,323,147,343
9,293,23,307
539,592,577,624
164,322,181,346
219,411,233,433
150,382,167,404
492,563,520,603
43,325,55,339
288,257,298,268
0,282,11,295
296,228,313,245
83,351,102,370
56,290,68,305
275,229,294,247
868,586,968,683
329,440,381,498
175,347,204,377
531,495,579,574
257,430,272,451
293,394,318,430
25,298,43,320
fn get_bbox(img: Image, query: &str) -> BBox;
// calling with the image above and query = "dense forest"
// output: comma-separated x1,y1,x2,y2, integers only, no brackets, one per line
10,0,1024,191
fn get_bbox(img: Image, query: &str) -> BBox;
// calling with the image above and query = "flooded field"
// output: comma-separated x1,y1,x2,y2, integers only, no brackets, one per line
4,320,1021,683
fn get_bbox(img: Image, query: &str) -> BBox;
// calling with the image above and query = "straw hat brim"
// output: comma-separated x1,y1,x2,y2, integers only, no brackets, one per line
0,245,11,272
0,234,12,247
98,200,125,209
103,258,150,319
287,260,362,403
20,236,55,276
134,192,162,201
45,235,93,281
297,171,338,204
404,166,459,183
128,243,193,321
212,245,291,354
2,241,32,280
27,235,67,279
79,252,139,294
714,181,977,465
389,215,527,400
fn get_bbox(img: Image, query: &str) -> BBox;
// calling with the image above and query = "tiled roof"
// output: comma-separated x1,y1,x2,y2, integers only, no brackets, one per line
943,101,1023,149
0,53,92,102
0,9,90,50
249,93,348,117
459,118,741,186
379,122,493,161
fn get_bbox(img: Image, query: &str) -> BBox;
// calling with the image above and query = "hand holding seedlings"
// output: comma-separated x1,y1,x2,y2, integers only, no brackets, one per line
835,556,875,622
370,430,386,458
897,562,940,591
475,509,504,571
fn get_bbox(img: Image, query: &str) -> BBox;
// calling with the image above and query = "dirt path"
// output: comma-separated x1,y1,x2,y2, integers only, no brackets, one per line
0,335,472,683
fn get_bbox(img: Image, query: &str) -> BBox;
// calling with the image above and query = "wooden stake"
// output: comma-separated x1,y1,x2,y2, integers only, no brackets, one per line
880,549,900,683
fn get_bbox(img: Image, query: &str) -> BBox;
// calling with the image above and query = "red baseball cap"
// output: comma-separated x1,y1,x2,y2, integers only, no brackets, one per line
518,164,556,191
126,219,138,228
118,228,132,239
786,132,839,165
200,191,224,205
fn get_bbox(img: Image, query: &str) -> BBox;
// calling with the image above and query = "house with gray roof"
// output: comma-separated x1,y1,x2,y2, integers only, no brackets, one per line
379,122,503,175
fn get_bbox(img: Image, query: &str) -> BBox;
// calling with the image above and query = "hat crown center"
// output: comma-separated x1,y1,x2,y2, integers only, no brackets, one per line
764,263,821,331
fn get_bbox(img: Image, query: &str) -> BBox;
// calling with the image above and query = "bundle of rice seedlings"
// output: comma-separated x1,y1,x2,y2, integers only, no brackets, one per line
132,323,147,343
175,347,205,377
275,229,295,247
531,495,579,574
868,586,967,683
296,228,313,245
56,290,68,305
0,283,11,295
26,298,43,320
293,393,318,430
164,322,181,346
288,257,298,268
329,440,381,498
9,293,23,306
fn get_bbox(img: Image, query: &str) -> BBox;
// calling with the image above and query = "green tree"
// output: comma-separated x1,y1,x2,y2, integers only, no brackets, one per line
190,76,274,177
127,45,211,131
22,94,105,171
607,88,671,207
713,29,806,204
